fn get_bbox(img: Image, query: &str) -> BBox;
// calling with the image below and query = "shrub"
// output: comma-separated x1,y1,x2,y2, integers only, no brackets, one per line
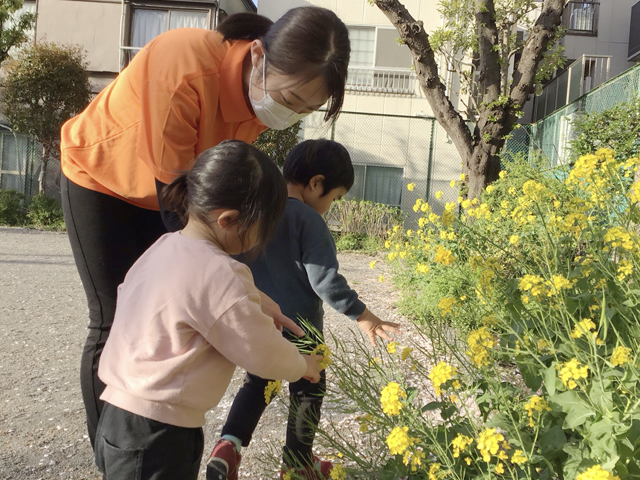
571,97,640,160
318,149,640,480
327,199,405,241
0,189,26,225
333,232,383,253
26,193,65,231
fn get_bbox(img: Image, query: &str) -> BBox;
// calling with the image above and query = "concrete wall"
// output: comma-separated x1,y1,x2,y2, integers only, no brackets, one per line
35,0,122,90
561,0,636,78
258,0,453,117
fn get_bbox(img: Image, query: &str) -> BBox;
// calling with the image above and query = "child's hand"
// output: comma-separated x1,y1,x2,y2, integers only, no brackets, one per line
302,354,324,383
356,308,401,347
258,289,304,336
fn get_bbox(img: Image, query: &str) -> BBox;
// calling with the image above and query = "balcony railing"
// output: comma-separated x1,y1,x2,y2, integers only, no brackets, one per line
346,68,417,95
563,1,599,34
533,54,610,121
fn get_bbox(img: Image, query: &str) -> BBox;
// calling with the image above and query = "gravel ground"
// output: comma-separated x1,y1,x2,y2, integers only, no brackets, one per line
0,227,411,480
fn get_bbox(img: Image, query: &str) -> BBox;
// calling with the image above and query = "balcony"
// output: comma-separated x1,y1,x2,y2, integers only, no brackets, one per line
346,68,417,95
563,1,599,35
533,55,610,121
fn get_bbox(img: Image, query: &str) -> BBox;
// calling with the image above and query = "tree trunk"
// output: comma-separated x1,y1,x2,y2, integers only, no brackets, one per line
374,0,565,199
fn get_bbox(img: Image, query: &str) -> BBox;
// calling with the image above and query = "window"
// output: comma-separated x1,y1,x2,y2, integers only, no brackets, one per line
346,26,416,95
563,1,599,35
346,165,403,207
122,2,213,68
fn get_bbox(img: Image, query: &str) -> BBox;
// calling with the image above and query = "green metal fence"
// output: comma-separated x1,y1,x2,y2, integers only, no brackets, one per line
0,131,41,200
505,63,640,165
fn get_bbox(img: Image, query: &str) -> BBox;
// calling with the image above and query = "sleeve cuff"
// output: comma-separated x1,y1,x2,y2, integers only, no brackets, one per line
344,299,366,321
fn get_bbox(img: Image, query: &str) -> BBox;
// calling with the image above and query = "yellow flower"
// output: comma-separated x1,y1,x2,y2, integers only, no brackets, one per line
604,226,635,250
459,173,466,181
486,185,495,194
428,462,440,480
508,187,517,195
451,434,473,458
369,260,377,269
545,274,574,296
434,245,456,265
282,472,292,480
407,183,416,191
495,462,505,474
576,465,621,480
387,342,397,354
617,260,633,280
511,450,527,466
524,395,551,427
611,346,632,367
438,297,457,316
264,380,282,404
464,457,472,466
428,212,439,223
379,274,385,282
388,252,398,261
522,180,547,200
499,170,507,179
312,344,332,369
429,361,457,396
509,235,520,245
330,464,347,480
386,426,417,455
461,199,472,209
450,179,457,188
558,358,589,389
380,381,406,415
570,319,596,339
435,190,443,199
466,327,494,367
476,428,504,462
384,240,391,249
401,347,413,361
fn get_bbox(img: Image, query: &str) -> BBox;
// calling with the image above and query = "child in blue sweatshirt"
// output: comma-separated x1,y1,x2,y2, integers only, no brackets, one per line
206,139,400,480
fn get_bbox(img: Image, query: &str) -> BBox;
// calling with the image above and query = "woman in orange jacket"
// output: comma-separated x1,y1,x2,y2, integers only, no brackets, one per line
59,6,350,447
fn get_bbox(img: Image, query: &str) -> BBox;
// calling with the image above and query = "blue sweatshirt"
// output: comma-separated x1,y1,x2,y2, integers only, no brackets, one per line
248,198,366,330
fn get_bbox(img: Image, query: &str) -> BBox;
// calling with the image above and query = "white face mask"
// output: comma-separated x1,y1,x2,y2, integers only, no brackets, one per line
249,55,310,130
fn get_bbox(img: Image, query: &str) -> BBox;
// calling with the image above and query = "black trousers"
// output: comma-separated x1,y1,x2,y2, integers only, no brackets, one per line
221,333,326,467
61,176,167,447
95,402,204,480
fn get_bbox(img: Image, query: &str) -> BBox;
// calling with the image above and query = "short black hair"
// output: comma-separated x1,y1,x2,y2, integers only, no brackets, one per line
282,139,354,195
162,140,287,252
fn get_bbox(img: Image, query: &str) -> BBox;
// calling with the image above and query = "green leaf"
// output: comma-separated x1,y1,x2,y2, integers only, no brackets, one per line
548,390,595,428
520,362,543,391
540,425,567,458
406,386,419,404
544,364,559,396
421,401,443,412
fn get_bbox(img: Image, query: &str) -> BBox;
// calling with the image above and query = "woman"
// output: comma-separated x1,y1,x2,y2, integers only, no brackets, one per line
59,6,350,447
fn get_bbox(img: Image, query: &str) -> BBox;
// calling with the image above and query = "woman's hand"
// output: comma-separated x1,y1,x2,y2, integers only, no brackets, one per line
258,289,304,337
356,308,401,347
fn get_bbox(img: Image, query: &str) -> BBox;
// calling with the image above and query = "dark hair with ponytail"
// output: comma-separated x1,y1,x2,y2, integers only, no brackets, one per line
217,7,350,122
162,140,287,252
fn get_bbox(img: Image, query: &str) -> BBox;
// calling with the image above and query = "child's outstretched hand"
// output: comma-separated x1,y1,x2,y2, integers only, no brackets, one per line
356,308,401,347
302,354,324,383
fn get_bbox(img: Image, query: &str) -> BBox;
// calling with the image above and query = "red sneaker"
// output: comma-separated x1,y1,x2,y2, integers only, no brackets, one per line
206,439,241,480
279,455,334,480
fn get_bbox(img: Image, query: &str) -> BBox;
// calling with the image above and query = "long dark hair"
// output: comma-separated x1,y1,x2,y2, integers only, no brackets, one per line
162,140,287,252
283,139,354,195
217,7,350,122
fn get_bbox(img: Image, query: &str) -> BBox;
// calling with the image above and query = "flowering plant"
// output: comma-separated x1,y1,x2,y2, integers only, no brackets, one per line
315,150,640,480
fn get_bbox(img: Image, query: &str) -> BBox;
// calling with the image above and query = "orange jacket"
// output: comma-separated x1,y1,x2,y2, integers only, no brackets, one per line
60,29,266,210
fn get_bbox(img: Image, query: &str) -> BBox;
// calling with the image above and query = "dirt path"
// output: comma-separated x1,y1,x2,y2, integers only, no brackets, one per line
0,227,409,479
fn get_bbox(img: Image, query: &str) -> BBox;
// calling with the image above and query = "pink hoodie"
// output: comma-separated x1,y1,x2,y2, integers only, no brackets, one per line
98,232,307,428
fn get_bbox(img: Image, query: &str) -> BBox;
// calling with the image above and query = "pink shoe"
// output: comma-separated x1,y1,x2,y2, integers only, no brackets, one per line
206,439,241,480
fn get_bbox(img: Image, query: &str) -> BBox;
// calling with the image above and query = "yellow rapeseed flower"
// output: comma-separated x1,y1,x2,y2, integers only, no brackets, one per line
380,381,406,416
428,462,440,480
312,344,332,369
379,274,385,282
438,297,457,316
407,183,416,191
459,173,466,181
401,346,413,361
495,462,505,474
509,235,520,245
386,426,417,455
369,260,377,269
486,185,495,194
476,428,504,462
611,346,632,367
450,179,456,188
576,465,620,480
330,464,347,480
524,395,551,427
451,434,473,458
434,245,456,265
264,380,282,404
558,358,589,389
511,450,527,466
570,319,597,339
429,361,457,396
499,170,507,179
435,190,443,199
466,327,494,367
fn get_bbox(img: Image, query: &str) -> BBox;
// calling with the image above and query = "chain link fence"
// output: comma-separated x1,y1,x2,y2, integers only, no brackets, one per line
300,110,463,225
505,63,640,166
0,132,50,203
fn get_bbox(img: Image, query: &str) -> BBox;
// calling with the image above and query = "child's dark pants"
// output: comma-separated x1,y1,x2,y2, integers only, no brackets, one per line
95,402,204,480
222,367,326,467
